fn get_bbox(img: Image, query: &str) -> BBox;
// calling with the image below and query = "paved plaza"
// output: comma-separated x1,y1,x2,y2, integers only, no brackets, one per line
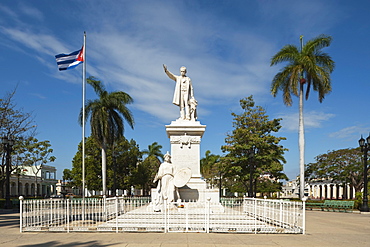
0,210,369,247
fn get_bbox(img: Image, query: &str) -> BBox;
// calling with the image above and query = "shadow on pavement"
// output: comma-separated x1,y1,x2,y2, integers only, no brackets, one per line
18,241,114,247
0,211,19,229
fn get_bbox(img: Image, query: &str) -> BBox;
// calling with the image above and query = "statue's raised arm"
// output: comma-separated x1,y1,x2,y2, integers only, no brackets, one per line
163,64,176,81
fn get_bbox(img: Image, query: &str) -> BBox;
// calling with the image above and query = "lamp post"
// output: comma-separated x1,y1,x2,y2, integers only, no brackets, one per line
358,134,370,212
1,136,14,209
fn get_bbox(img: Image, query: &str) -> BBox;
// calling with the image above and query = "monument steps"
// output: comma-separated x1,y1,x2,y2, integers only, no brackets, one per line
98,204,270,231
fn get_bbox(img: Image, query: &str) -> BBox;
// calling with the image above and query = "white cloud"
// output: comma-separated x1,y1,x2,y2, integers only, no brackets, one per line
329,126,369,140
0,1,341,124
0,27,69,57
19,4,44,21
74,5,277,122
0,5,18,20
29,93,46,100
278,110,335,132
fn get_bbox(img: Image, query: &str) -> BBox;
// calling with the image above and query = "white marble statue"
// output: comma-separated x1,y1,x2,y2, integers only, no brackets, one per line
163,64,197,121
153,152,180,210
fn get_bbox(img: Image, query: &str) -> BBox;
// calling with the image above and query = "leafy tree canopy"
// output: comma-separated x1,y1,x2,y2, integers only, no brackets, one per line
135,142,164,195
71,136,141,192
306,147,366,193
200,150,220,188
221,95,288,195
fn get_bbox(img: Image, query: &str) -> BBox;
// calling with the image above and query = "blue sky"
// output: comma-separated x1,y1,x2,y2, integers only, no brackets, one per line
1,0,369,180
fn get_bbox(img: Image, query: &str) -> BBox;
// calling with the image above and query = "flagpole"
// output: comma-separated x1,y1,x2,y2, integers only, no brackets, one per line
82,31,86,199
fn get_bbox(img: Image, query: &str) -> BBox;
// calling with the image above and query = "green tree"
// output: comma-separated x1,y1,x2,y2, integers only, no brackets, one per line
71,136,141,194
270,34,335,199
63,169,73,182
72,136,104,192
142,142,163,163
306,148,365,193
221,96,288,197
200,150,220,188
110,137,141,193
132,156,157,196
18,137,56,197
62,168,74,193
80,76,134,195
256,177,283,198
138,142,164,195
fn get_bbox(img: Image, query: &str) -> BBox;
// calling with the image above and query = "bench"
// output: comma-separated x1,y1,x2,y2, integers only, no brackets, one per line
306,200,355,212
320,200,335,211
334,201,355,212
306,202,324,209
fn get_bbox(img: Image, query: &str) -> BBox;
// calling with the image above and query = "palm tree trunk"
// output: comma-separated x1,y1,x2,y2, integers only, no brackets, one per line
102,145,107,196
299,82,305,199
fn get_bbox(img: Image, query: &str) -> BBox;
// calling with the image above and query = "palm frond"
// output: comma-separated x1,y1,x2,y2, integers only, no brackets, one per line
270,45,299,66
270,34,334,105
87,76,106,97
81,77,135,149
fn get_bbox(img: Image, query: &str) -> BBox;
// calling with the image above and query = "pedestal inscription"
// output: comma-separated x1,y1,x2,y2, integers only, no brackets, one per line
166,120,205,180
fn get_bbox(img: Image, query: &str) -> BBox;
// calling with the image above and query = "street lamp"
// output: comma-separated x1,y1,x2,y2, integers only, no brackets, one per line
1,136,14,209
358,134,370,212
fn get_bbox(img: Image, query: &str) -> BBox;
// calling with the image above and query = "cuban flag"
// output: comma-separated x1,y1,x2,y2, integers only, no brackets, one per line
55,46,84,71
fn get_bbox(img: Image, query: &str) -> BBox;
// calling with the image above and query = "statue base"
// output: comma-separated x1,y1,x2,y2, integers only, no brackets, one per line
150,187,223,213
165,119,219,203
178,179,219,202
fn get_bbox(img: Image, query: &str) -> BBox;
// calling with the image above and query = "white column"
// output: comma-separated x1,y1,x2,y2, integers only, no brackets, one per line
315,185,320,199
351,186,355,199
312,185,317,199
338,186,343,199
332,185,337,199
347,184,351,199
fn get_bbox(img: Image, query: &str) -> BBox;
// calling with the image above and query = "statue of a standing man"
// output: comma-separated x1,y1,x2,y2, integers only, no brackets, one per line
163,64,195,120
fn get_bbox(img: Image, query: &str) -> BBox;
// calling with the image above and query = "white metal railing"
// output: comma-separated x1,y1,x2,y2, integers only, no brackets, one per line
19,196,304,234
242,198,305,234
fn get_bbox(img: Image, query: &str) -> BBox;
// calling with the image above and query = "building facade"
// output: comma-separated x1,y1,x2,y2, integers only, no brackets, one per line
8,165,58,197
281,178,356,199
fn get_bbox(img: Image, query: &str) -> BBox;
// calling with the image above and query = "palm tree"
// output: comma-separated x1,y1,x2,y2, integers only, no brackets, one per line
80,76,134,195
142,142,163,162
270,34,335,199
141,142,163,194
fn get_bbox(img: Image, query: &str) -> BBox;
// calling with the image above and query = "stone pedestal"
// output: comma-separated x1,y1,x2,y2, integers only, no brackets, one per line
165,119,219,202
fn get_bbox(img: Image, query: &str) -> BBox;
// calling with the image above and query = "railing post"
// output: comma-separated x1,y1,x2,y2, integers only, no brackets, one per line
103,195,107,222
19,196,24,233
279,199,283,227
206,197,211,233
263,196,267,222
50,198,53,226
164,198,168,233
82,196,85,221
67,198,70,233
185,200,189,232
253,198,257,234
302,197,307,234
115,196,118,233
